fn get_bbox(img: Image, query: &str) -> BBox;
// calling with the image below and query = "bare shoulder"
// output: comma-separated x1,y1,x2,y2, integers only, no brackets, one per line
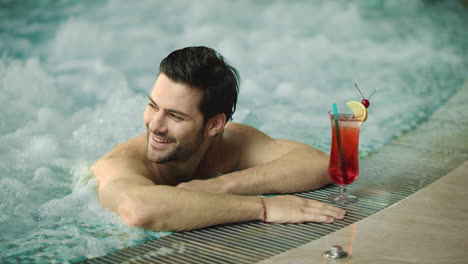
222,122,268,157
223,122,306,169
224,122,304,149
225,122,269,139
91,133,156,187
101,133,147,160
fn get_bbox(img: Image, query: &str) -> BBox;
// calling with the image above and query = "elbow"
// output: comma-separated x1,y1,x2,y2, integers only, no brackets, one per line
119,205,151,228
118,198,149,228
117,196,172,231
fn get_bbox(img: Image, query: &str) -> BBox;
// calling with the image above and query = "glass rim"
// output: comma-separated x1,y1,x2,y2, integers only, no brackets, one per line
328,109,364,121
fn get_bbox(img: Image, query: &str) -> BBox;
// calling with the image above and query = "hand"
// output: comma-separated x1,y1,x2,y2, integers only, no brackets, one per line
176,178,228,194
264,195,345,223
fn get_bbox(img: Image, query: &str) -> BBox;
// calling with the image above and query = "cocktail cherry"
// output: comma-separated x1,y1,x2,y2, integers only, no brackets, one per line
354,82,376,108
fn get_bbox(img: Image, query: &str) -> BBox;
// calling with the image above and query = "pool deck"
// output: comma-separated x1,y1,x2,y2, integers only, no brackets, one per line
258,80,468,264
258,161,468,264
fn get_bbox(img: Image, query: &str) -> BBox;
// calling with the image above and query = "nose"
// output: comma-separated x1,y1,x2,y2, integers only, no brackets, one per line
148,111,168,134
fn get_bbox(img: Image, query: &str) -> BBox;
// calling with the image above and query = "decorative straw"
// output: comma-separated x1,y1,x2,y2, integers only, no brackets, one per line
332,103,348,180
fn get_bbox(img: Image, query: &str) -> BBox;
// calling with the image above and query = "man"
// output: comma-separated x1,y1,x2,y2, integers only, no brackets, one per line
92,46,345,231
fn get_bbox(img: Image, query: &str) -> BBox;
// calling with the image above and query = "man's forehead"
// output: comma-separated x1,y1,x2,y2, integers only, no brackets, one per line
150,74,202,114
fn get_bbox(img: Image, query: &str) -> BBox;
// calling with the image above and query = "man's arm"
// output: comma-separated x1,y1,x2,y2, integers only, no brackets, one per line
178,122,331,195
92,142,344,231
92,156,265,231
93,157,343,231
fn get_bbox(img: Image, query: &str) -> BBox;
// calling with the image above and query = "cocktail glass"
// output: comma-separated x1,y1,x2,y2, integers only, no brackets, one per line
327,109,362,204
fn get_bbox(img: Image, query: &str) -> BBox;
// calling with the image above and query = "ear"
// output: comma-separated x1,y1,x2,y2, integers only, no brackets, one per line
206,113,227,137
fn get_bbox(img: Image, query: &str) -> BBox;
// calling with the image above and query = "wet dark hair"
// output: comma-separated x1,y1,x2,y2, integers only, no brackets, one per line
159,46,239,122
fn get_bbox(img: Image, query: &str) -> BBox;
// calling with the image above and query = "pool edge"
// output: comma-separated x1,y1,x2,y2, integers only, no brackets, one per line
256,78,468,264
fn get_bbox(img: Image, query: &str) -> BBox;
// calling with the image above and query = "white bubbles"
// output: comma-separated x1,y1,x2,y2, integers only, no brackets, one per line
0,58,58,134
32,167,54,183
0,178,29,222
51,18,109,61
27,135,58,161
0,177,37,239
274,82,295,98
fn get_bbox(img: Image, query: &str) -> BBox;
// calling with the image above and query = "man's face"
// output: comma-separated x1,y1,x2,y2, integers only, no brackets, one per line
144,74,206,164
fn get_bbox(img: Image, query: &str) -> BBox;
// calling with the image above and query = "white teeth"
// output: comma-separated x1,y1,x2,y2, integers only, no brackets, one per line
153,135,172,143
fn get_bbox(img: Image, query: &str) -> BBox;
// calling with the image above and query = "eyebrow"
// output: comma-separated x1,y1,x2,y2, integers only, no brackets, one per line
147,96,192,118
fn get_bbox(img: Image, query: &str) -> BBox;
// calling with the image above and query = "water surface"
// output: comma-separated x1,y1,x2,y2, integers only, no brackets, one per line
1,0,467,262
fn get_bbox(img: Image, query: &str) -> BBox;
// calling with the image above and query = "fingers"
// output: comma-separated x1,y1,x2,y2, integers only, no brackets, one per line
264,195,346,224
303,206,343,223
297,200,344,223
176,179,227,194
304,199,346,221
176,181,197,189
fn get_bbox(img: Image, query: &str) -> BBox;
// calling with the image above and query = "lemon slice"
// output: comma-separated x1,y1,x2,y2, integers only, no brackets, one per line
346,100,368,122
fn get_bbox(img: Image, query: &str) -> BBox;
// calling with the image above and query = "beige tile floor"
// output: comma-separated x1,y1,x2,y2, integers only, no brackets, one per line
258,80,468,264
258,160,468,264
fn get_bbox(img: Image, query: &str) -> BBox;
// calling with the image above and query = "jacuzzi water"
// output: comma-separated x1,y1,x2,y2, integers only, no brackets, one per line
1,0,467,262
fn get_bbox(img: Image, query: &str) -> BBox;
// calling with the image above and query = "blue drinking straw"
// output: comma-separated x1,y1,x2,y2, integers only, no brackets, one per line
332,103,348,179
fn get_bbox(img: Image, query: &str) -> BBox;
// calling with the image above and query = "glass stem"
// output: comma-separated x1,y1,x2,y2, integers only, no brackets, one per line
340,186,347,196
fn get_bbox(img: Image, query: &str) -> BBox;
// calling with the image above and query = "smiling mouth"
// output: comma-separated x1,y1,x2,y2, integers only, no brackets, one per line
150,133,175,148
152,134,173,143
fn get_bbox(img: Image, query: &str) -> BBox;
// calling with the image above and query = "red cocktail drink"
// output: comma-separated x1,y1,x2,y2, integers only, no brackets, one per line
328,111,362,204
329,115,361,185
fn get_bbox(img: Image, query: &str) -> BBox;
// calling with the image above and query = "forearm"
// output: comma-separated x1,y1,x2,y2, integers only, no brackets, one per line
220,147,331,195
98,176,345,231
99,181,263,231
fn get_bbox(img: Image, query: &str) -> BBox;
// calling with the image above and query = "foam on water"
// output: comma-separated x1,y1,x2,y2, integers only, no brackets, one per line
1,0,467,262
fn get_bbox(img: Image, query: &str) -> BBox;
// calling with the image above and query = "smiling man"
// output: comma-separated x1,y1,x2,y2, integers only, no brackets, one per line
92,46,345,231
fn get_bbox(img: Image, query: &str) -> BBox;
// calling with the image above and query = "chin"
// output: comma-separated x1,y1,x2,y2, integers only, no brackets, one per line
146,147,174,164
147,154,167,164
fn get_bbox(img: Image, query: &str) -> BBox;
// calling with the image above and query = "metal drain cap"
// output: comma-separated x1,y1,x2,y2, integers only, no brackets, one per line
322,245,350,260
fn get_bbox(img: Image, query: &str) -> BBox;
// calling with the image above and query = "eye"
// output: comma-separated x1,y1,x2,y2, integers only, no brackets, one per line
148,102,158,110
170,113,184,121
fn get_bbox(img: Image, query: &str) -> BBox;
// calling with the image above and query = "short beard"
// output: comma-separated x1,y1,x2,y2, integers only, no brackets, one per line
146,127,205,164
